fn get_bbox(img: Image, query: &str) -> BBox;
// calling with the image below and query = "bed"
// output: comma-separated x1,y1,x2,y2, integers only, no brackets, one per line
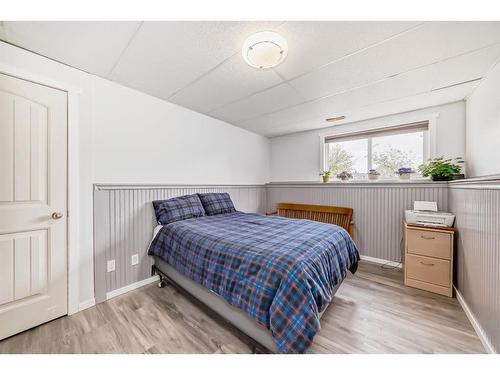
147,193,359,354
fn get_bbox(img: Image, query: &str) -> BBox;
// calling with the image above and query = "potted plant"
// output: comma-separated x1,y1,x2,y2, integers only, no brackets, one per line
418,157,464,181
367,169,380,182
395,167,415,181
336,171,352,182
319,170,332,183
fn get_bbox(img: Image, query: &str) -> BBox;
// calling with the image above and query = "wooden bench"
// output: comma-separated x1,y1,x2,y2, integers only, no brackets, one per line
267,203,354,238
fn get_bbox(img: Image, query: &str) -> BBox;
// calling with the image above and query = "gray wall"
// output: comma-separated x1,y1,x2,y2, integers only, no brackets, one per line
449,178,500,353
93,184,267,302
92,180,499,353
267,182,449,262
93,182,449,302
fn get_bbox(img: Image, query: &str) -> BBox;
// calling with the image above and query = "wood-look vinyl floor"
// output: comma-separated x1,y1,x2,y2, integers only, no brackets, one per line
0,261,485,354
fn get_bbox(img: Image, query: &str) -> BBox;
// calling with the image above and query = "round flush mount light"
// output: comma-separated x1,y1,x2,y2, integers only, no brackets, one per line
242,31,288,69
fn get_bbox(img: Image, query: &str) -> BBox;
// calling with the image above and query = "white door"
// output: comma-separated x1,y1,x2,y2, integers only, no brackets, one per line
0,72,67,340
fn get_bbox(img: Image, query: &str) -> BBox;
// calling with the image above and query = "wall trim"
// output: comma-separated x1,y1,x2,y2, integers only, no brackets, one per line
78,298,96,312
360,255,402,268
448,175,500,190
267,181,448,188
448,174,500,184
106,275,160,300
454,286,496,354
94,183,266,191
94,180,463,190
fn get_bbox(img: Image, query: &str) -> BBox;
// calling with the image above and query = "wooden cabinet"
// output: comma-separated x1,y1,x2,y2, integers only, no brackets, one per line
404,222,455,297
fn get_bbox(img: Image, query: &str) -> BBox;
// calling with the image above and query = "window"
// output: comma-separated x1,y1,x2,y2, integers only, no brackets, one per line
324,121,429,179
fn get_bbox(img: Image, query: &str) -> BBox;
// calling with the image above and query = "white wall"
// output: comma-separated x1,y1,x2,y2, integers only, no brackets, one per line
0,41,270,308
466,61,500,178
92,78,269,184
270,101,465,181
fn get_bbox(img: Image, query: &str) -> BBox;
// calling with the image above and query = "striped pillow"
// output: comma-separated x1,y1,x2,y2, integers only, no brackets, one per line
152,194,206,225
197,192,236,216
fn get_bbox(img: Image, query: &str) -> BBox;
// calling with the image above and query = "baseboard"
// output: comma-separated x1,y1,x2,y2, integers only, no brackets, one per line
106,275,160,300
78,298,96,312
454,286,496,354
360,255,402,268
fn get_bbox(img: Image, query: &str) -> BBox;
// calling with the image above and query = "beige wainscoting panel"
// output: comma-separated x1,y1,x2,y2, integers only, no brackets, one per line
93,184,267,303
266,182,449,262
449,179,500,353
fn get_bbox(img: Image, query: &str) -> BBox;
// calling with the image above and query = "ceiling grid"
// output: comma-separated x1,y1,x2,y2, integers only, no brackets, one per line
2,21,500,137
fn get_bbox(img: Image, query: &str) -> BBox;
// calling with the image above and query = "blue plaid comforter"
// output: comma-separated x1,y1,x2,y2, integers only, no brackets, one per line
148,211,359,353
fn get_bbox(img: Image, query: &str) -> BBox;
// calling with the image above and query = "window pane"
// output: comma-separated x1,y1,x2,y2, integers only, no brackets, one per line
371,131,425,178
327,139,368,178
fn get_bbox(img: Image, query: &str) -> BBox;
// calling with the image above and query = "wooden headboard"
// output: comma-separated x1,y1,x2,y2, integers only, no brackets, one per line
269,203,354,238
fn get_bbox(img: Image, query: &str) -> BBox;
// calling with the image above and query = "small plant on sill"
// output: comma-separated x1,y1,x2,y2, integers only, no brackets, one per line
367,169,380,182
319,170,332,183
336,171,353,182
395,167,415,181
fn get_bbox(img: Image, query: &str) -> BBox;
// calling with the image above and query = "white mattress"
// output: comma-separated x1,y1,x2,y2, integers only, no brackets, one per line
149,224,163,248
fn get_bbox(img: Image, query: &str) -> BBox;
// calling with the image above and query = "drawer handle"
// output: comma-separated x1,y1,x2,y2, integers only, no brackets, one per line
420,261,435,266
420,235,435,240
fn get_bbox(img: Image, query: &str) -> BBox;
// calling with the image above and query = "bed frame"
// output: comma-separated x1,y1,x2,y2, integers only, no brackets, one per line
152,257,341,353
268,203,354,238
151,203,353,353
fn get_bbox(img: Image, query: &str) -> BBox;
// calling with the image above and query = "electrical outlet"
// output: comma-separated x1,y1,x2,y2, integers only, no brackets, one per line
107,259,115,272
131,253,139,266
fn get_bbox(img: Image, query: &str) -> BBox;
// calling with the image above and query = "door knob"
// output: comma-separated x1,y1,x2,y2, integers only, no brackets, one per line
51,212,63,220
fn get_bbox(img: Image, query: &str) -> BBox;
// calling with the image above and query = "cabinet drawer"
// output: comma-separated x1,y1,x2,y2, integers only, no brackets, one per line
407,229,451,259
406,254,451,287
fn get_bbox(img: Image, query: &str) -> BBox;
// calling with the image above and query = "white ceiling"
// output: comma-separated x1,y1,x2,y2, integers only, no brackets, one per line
1,21,500,137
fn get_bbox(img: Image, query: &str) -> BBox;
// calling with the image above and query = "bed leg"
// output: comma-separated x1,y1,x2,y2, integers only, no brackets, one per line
152,265,167,288
157,274,167,288
157,278,167,288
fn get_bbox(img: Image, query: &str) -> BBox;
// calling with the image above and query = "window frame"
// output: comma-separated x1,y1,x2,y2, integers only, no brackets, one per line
320,115,438,180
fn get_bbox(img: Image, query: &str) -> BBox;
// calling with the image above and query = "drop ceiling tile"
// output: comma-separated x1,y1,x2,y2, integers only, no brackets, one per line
238,100,321,134
169,54,283,114
274,21,421,80
241,51,489,136
338,81,479,126
430,43,500,89
288,22,500,101
1,21,141,76
109,21,283,100
258,81,479,137
311,48,498,116
210,82,305,124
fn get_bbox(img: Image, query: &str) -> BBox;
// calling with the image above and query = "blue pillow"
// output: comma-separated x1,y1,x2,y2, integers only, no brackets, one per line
152,194,206,225
197,192,236,216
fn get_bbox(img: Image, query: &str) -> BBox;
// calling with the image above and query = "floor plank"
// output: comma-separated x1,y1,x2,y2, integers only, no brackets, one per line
0,261,485,354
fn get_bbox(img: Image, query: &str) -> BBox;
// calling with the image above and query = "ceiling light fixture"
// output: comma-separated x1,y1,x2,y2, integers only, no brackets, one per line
326,116,346,122
242,31,288,70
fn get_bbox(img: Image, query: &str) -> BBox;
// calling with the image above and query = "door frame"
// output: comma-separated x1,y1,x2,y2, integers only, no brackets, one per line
0,62,83,315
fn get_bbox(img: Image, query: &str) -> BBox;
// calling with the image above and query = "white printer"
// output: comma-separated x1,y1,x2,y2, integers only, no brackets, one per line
405,201,455,227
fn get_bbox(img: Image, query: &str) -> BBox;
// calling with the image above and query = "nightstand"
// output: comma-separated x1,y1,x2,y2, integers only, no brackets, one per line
404,222,455,297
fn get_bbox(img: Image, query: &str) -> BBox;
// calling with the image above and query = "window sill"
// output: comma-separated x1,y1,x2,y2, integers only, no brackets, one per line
267,179,449,187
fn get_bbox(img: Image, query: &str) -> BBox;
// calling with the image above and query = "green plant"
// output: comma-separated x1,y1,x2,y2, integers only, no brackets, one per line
319,170,332,177
418,157,464,179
